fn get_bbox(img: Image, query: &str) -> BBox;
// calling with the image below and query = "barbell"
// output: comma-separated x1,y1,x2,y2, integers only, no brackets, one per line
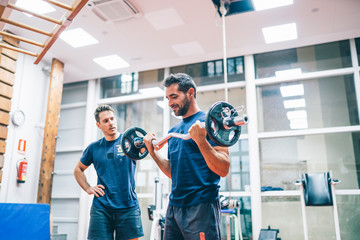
120,101,248,160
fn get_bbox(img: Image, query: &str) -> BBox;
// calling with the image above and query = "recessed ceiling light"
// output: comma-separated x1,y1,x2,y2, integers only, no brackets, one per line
172,41,204,57
262,23,297,44
280,84,304,97
283,99,306,109
93,55,130,70
145,8,184,30
275,68,302,79
16,0,56,15
60,28,98,48
253,0,293,11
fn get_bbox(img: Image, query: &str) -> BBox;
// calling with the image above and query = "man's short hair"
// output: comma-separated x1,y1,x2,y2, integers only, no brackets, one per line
162,73,197,98
94,105,115,122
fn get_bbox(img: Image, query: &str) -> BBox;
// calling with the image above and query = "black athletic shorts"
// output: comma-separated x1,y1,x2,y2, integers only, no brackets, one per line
163,200,221,240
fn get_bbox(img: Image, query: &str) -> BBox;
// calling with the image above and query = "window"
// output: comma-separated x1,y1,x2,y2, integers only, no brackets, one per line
100,73,138,98
61,81,88,104
257,75,359,132
170,57,245,86
259,132,360,191
355,38,360,65
254,40,352,78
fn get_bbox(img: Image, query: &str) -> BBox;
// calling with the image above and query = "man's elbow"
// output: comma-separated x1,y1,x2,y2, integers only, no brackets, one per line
219,162,230,178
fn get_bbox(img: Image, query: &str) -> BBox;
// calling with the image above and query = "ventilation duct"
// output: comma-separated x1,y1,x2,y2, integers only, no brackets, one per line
89,0,140,23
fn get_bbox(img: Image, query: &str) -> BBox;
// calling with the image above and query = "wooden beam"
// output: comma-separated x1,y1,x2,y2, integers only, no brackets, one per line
0,31,44,48
34,0,89,64
37,58,64,204
0,81,12,98
0,95,11,112
0,139,5,154
0,68,15,86
0,43,38,57
7,3,62,25
0,125,7,139
0,18,53,37
0,110,9,125
0,155,4,168
0,52,17,72
43,0,72,11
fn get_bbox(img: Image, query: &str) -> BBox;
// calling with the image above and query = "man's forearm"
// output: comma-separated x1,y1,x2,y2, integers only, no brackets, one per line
197,141,230,177
74,168,91,193
150,151,172,178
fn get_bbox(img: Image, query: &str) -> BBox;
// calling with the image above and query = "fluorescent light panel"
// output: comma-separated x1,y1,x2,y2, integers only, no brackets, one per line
145,8,184,30
93,55,130,70
283,99,306,109
253,0,293,11
16,0,56,15
280,84,304,97
262,23,297,44
60,28,98,48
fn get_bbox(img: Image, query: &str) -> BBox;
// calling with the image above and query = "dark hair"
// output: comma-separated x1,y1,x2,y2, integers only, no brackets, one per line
94,105,115,122
162,73,197,98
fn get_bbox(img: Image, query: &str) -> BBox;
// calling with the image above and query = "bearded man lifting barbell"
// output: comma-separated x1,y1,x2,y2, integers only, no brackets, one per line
143,73,234,240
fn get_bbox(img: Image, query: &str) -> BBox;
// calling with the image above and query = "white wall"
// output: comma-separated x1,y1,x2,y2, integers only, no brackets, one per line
0,54,50,203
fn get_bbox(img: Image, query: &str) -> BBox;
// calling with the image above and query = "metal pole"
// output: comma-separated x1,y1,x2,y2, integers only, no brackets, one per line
220,1,229,103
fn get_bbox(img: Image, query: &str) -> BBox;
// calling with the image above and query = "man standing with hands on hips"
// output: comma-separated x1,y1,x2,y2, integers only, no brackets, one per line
74,105,143,240
144,73,230,240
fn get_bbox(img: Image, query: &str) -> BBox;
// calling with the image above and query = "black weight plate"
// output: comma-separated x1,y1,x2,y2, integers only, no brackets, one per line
120,127,149,160
205,101,241,147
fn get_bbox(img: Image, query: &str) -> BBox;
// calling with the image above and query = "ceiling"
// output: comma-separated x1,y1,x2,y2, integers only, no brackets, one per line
2,0,360,83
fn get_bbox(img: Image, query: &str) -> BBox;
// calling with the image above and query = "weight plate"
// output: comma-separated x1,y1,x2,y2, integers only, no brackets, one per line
120,127,149,160
205,101,241,147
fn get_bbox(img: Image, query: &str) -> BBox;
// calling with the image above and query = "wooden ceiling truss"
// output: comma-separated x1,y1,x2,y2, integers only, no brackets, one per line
0,0,89,64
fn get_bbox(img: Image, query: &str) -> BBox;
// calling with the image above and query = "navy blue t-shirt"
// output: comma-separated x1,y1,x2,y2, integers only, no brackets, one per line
168,111,220,207
80,135,138,210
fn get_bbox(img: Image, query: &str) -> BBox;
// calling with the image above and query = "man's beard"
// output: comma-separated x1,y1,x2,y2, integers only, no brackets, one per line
174,96,190,116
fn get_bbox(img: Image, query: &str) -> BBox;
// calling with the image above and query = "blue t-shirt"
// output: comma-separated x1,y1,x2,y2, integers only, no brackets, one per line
168,111,220,207
80,135,138,210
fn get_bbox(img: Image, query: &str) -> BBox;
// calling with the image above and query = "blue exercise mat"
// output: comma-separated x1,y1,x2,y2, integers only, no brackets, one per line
0,203,50,240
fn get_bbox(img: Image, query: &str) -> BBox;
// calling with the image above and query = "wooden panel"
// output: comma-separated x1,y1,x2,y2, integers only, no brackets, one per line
0,54,16,73
0,81,13,98
0,139,6,154
0,169,2,182
0,125,7,139
0,68,15,86
0,110,9,125
37,58,64,204
1,46,19,60
0,96,11,112
0,154,4,168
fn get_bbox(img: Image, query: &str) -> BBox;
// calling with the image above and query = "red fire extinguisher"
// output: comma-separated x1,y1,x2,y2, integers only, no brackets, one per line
17,158,28,183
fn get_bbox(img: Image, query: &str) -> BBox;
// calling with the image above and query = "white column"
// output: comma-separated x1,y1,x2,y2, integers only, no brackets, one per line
244,55,262,239
77,79,97,240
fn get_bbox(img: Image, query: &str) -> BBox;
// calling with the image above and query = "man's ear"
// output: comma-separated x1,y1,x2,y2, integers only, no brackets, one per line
96,122,100,129
188,88,195,97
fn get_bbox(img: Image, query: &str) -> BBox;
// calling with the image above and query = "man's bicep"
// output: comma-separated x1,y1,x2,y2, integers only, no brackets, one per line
76,160,89,172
